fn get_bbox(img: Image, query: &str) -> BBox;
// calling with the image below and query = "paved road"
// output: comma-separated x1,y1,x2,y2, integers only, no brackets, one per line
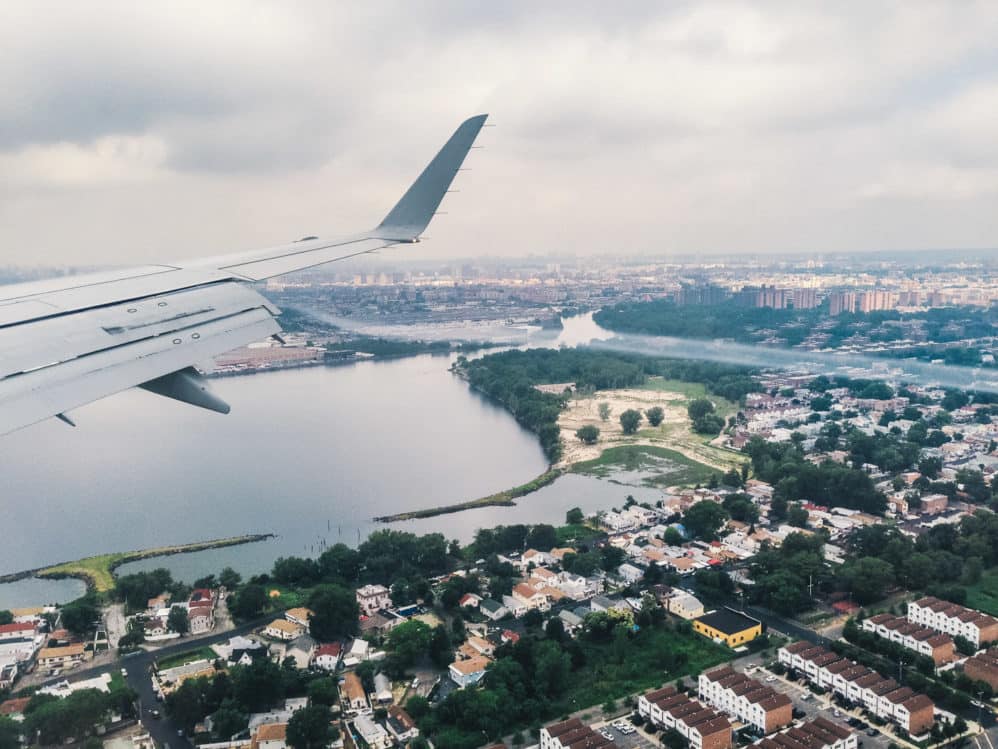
39,614,272,748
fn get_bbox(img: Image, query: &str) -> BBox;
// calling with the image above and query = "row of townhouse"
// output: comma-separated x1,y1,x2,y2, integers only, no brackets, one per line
778,642,935,735
907,597,998,649
861,613,955,665
962,648,998,691
698,666,793,734
540,717,618,749
637,686,733,749
751,718,857,749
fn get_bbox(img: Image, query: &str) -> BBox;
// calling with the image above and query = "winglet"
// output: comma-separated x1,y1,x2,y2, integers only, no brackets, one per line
372,114,488,241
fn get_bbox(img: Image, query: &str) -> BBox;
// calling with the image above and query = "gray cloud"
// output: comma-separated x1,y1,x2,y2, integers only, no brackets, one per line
1,1,997,265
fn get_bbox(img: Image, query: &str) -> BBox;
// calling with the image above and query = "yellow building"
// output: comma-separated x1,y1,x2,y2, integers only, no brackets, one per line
693,608,762,647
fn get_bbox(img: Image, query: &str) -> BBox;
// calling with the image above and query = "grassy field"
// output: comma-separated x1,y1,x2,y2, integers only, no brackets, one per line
571,444,720,487
966,571,998,616
24,534,273,594
156,646,219,671
265,585,308,610
564,626,731,712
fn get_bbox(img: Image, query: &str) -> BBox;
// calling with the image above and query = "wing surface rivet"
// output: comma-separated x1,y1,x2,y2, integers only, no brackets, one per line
127,308,137,313
158,301,168,307
191,333,200,339
172,338,181,344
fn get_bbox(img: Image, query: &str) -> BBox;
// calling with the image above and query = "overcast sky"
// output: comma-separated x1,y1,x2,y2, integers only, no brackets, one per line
2,1,998,267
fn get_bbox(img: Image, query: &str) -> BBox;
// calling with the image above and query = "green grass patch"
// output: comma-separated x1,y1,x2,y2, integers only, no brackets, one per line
563,626,731,710
965,570,998,616
108,671,126,691
265,585,308,610
555,523,604,547
156,646,219,671
571,445,719,487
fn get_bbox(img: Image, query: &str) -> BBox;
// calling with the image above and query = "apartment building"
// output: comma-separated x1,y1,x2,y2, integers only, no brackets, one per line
778,642,934,735
540,718,617,749
638,686,732,749
962,649,998,691
862,613,955,665
752,718,857,749
698,666,793,734
907,597,998,649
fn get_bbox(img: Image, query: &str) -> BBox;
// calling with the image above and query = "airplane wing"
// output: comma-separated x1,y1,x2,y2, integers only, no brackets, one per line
0,114,488,435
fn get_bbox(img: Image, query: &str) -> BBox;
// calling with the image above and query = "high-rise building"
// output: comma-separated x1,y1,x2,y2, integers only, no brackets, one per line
793,288,819,309
828,292,856,315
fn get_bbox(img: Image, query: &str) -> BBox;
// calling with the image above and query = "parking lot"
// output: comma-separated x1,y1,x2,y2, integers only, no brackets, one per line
591,717,659,749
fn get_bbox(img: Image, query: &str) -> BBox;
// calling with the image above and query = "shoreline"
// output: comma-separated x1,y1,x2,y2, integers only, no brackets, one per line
0,533,275,595
373,468,564,522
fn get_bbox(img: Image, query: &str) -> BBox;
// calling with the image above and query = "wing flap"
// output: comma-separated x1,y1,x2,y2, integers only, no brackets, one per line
0,307,279,435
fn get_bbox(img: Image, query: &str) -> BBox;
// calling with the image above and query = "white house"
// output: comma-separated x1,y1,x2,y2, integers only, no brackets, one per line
449,656,490,688
354,714,391,749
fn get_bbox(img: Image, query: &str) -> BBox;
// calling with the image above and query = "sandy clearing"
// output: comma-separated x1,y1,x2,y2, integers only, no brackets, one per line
556,387,743,472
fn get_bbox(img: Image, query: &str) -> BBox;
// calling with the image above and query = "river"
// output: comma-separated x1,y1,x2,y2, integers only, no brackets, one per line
0,313,649,608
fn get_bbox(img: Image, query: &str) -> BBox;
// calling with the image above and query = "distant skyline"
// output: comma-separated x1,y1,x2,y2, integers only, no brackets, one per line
2,2,998,267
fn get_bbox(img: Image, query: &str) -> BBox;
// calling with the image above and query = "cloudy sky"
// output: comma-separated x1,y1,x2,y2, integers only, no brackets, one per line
2,1,998,267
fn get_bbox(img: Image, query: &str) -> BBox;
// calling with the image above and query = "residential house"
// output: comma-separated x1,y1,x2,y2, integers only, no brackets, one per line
263,619,303,641
312,643,342,671
637,686,732,749
341,671,368,712
0,623,35,642
778,641,935,735
908,596,998,648
617,563,644,583
37,644,85,669
355,713,392,749
284,607,314,631
963,649,998,691
254,723,288,749
386,705,419,742
481,598,508,621
540,718,618,749
751,718,857,749
373,673,393,704
862,613,955,665
668,592,706,620
512,583,550,612
187,606,214,635
459,593,481,609
356,584,392,616
698,666,793,734
449,655,491,688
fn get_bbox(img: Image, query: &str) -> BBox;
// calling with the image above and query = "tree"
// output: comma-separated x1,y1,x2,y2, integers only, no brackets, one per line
687,398,714,421
646,406,665,427
219,567,242,589
317,543,362,584
307,584,359,641
229,584,268,619
565,507,585,525
526,524,558,551
663,527,684,546
620,409,642,434
0,717,20,749
210,701,248,740
429,625,453,668
286,704,337,749
787,503,810,528
841,557,895,605
0,611,11,626
231,658,284,713
387,620,433,667
60,599,99,635
307,677,339,707
168,605,190,635
682,501,729,541
576,424,600,444
598,402,611,421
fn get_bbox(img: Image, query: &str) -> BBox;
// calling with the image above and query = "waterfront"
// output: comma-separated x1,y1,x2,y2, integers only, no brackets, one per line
0,314,633,605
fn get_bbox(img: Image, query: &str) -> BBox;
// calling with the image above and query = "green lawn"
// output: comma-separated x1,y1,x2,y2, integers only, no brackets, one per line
563,626,731,710
156,646,218,671
571,444,720,487
965,570,998,616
